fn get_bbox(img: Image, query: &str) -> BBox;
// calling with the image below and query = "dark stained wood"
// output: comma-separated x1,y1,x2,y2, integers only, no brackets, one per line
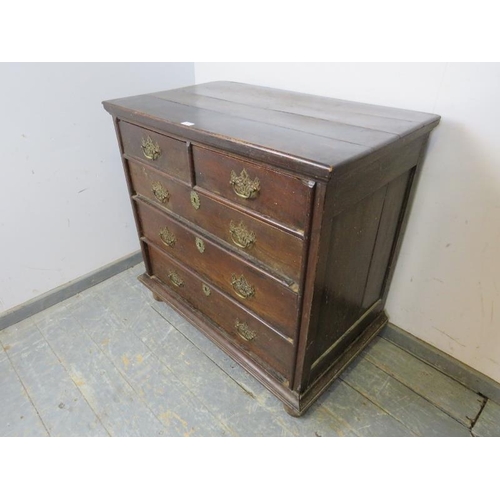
147,244,294,382
158,87,399,148
167,81,438,130
119,120,191,184
311,184,387,364
292,181,334,392
193,145,314,232
331,135,425,217
105,96,367,179
127,159,305,283
103,81,440,416
362,169,413,308
135,199,299,338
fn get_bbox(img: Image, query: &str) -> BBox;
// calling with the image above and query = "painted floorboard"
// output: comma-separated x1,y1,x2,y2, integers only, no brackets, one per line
34,306,166,437
340,356,471,437
71,292,232,437
0,352,48,437
319,379,416,437
1,320,107,437
1,261,488,437
104,270,300,436
152,299,356,437
124,267,358,436
472,400,500,437
137,305,296,436
361,337,485,427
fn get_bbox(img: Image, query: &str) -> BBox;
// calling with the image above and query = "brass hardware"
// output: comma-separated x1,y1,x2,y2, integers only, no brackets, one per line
230,169,260,199
168,271,183,287
159,227,176,247
229,221,256,249
190,191,200,210
202,284,211,296
195,237,205,253
235,320,256,341
141,136,161,160
151,181,169,204
230,274,255,299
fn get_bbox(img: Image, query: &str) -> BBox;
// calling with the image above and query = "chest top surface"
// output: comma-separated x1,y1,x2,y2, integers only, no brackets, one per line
103,81,440,180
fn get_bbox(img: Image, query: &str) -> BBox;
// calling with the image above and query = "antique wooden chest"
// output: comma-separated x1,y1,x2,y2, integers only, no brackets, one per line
103,82,440,416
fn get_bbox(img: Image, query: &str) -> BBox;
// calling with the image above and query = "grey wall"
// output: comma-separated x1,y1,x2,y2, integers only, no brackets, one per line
0,62,195,313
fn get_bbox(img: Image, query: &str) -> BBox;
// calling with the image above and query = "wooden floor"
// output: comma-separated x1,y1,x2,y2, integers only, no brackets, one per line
1,263,498,437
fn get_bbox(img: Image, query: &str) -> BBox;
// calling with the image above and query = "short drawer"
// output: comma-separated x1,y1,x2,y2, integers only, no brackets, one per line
192,145,314,233
136,199,299,338
119,121,190,183
128,160,304,284
147,243,295,383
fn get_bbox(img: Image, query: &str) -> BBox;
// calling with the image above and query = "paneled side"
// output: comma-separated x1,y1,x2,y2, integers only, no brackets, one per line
362,169,414,308
311,186,388,364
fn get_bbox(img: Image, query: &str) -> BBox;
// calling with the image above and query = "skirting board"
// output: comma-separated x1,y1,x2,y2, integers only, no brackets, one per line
382,323,500,405
0,251,143,331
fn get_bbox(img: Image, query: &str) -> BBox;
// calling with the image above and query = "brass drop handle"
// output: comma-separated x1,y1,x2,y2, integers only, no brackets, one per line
151,181,169,204
159,227,176,247
168,271,183,287
229,221,256,249
141,136,161,160
230,169,260,199
235,320,256,341
230,274,255,299
195,237,205,253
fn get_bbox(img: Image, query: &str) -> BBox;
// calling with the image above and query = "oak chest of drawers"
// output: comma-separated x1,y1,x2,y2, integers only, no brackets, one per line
103,82,440,416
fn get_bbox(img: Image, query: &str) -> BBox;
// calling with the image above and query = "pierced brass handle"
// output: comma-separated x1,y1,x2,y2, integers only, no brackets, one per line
229,221,256,249
168,271,183,287
202,284,211,296
230,274,255,299
235,320,256,341
151,181,169,204
195,237,205,253
159,227,176,247
230,169,260,199
141,136,161,160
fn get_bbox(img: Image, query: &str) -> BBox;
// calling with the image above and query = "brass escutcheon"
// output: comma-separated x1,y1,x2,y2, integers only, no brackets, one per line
230,169,260,199
235,320,256,341
159,227,176,247
168,271,183,287
230,274,255,299
190,191,200,210
229,220,256,249
195,237,205,253
202,284,211,296
141,136,161,160
151,181,169,204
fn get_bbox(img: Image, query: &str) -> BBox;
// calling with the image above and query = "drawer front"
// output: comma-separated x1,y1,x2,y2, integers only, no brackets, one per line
128,160,304,283
136,199,299,338
119,121,191,183
147,244,294,382
193,146,314,233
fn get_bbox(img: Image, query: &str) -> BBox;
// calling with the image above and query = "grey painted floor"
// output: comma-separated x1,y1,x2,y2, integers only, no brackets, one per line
1,263,498,437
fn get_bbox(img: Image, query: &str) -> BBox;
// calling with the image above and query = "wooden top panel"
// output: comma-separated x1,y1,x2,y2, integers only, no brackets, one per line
103,81,440,180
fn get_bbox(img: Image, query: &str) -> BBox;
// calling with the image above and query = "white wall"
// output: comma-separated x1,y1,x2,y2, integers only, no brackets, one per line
0,63,194,314
195,63,500,383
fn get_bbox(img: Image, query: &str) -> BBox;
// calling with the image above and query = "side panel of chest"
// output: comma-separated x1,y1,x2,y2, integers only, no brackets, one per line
294,135,429,398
